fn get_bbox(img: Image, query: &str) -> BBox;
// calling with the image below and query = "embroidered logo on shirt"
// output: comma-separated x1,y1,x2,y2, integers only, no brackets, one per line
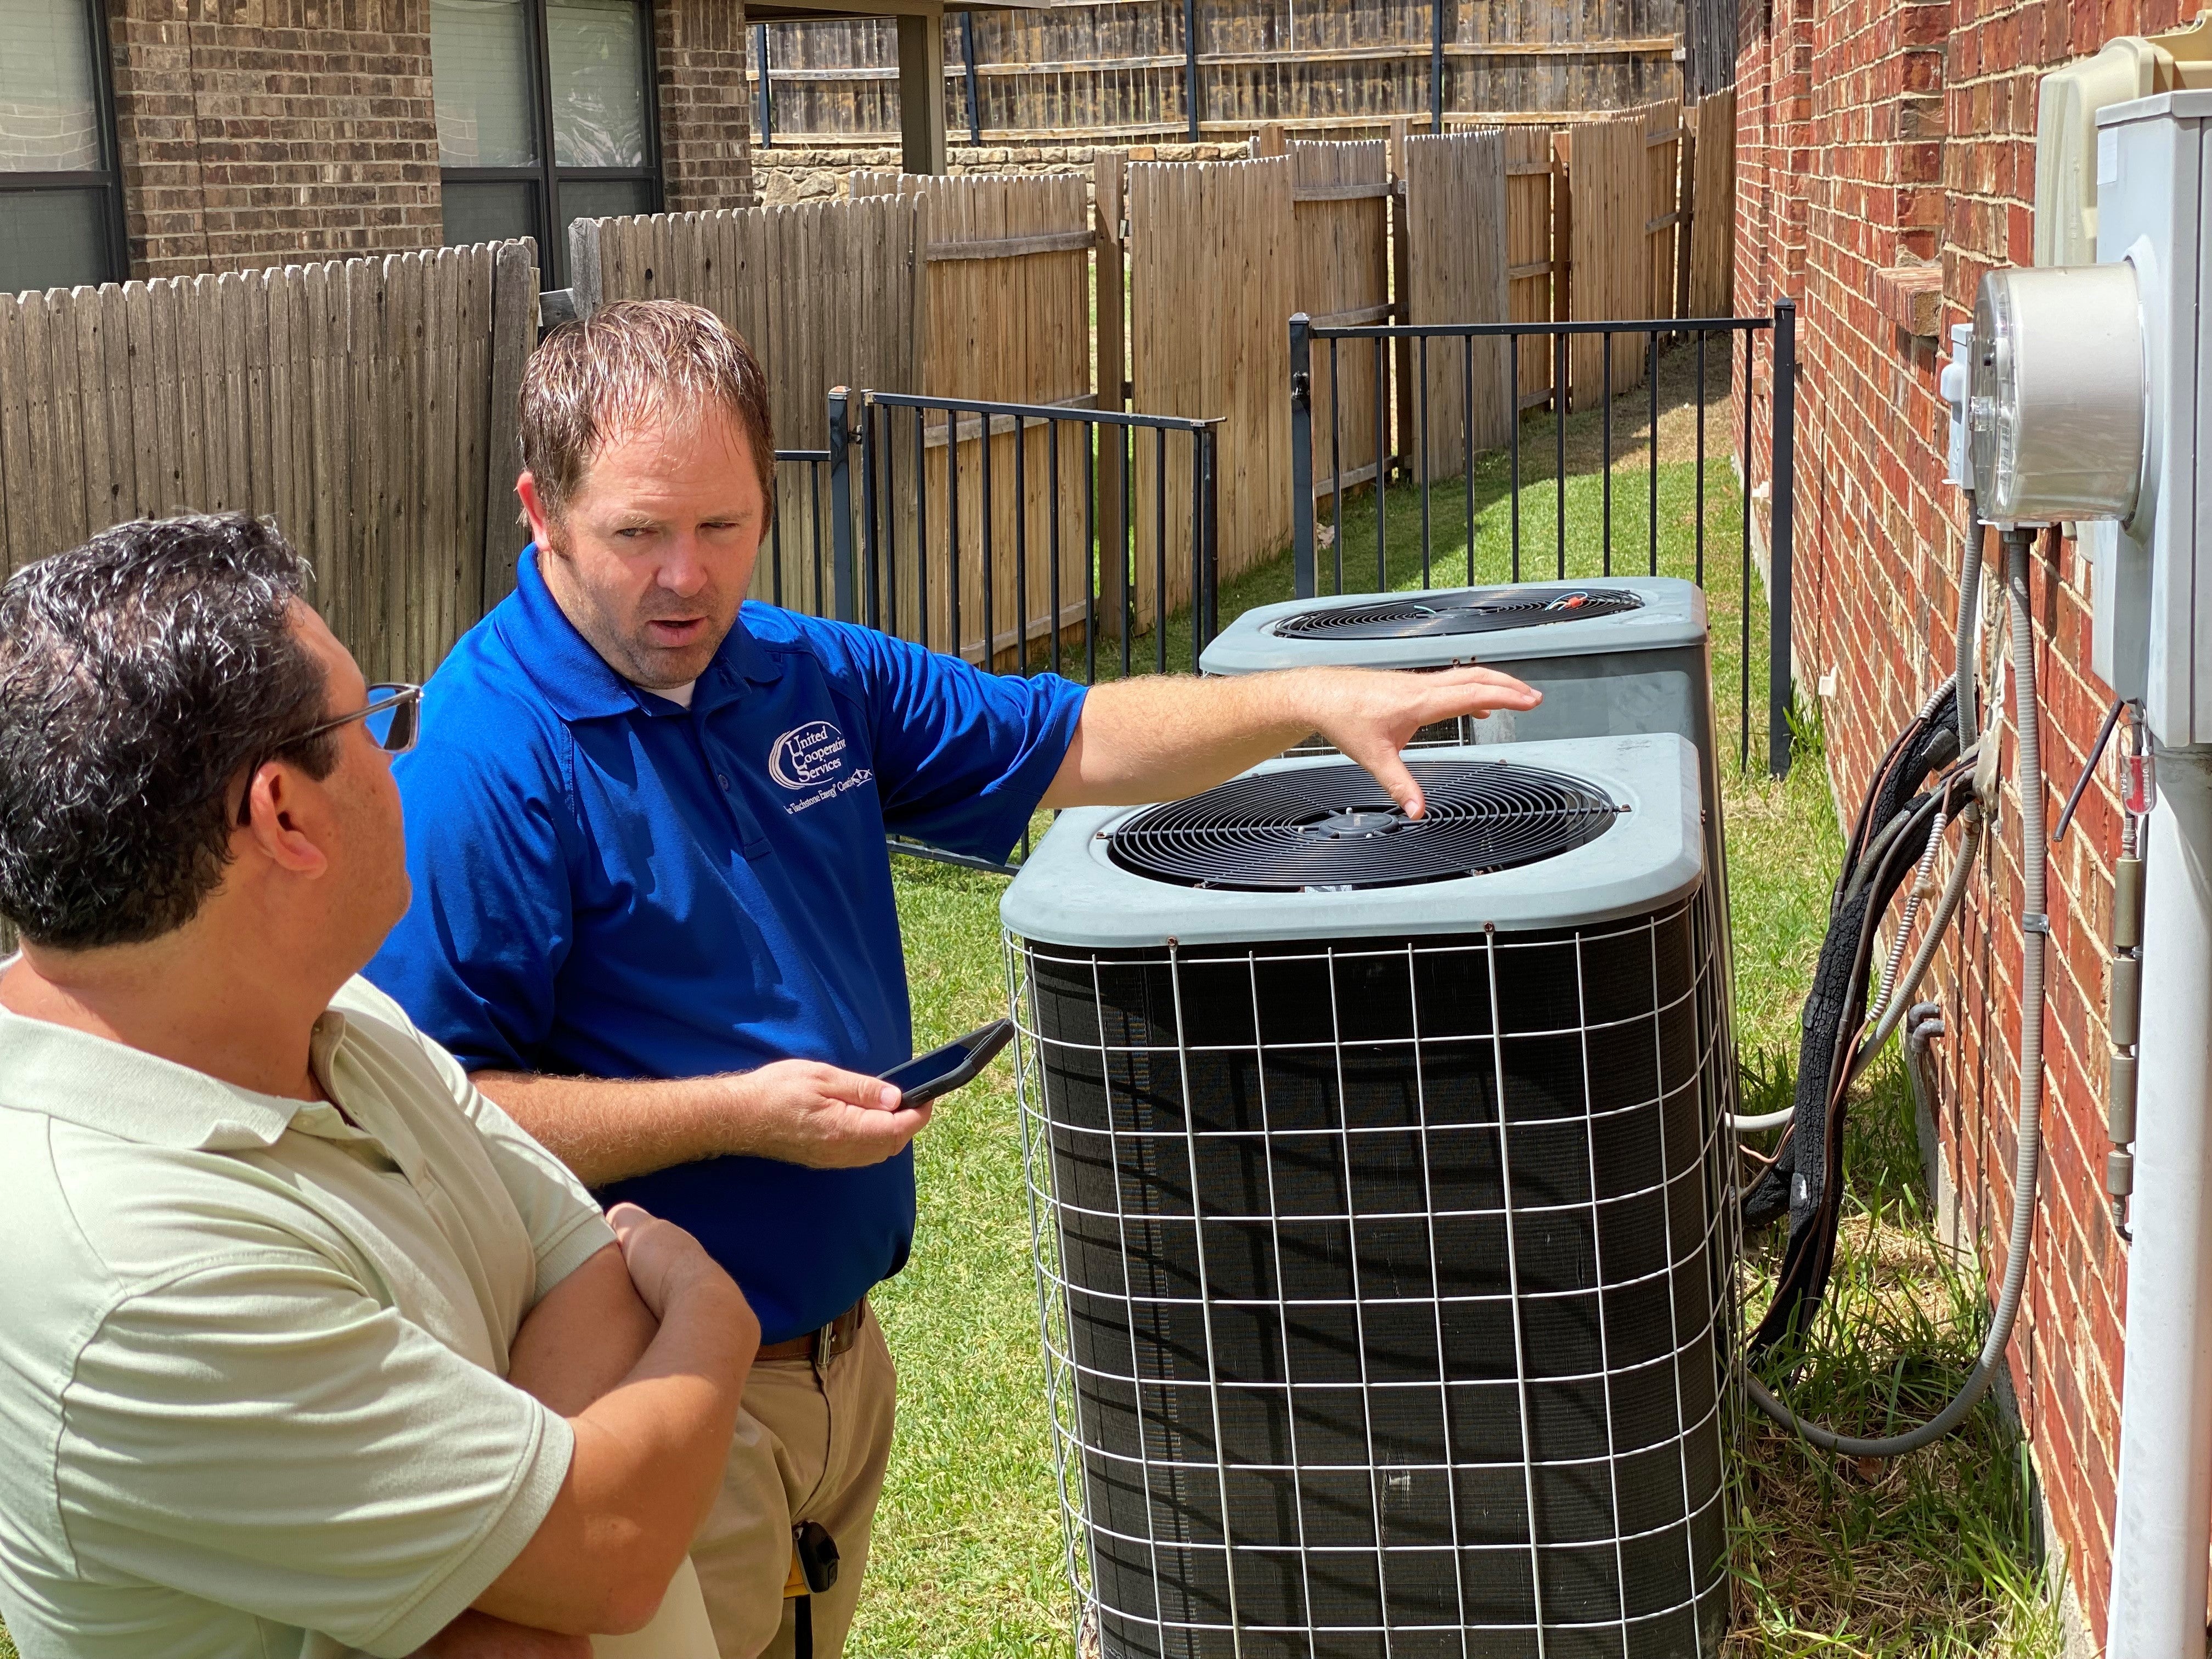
769,720,849,789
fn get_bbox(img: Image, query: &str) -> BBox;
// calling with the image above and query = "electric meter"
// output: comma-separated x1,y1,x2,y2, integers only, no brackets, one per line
1968,262,2149,524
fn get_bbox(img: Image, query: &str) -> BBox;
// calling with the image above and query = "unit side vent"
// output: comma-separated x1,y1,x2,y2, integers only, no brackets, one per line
1105,760,1621,891
1270,588,1646,641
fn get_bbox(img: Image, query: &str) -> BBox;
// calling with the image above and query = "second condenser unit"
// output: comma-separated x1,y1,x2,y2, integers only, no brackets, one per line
1005,735,1735,1659
1199,577,1736,1114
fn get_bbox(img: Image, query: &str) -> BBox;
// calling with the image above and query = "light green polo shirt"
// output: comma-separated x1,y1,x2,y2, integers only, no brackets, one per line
0,973,619,1659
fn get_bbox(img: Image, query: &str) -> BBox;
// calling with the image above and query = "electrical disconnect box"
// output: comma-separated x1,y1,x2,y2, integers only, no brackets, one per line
2094,93,2209,744
1958,91,2208,743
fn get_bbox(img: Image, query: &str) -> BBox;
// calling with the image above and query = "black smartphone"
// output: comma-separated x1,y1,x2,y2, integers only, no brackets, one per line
878,1018,1017,1108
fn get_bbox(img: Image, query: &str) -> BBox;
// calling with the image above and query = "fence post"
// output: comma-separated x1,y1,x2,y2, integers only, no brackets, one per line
1429,0,1445,131
1182,0,1200,143
754,24,773,149
1767,298,1797,780
960,13,982,146
1290,313,1316,600
1096,153,1129,639
1388,119,1415,472
828,386,857,624
1201,425,1221,647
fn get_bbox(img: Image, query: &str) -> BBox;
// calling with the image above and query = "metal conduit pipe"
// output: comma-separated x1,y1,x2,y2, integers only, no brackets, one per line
1746,526,2046,1458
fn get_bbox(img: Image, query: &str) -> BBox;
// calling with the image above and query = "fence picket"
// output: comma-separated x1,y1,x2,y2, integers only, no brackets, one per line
74,286,115,538
1403,128,1511,478
0,294,30,573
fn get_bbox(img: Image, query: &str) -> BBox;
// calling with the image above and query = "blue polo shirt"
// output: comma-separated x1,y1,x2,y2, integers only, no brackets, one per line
366,546,1087,1342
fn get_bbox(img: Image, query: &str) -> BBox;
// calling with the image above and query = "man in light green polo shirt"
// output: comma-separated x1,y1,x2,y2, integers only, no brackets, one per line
0,514,760,1658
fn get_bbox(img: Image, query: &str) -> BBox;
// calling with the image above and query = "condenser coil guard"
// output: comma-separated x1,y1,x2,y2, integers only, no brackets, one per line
1004,736,1734,1659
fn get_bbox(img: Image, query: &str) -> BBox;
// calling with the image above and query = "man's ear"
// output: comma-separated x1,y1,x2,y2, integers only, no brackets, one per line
238,763,331,881
516,472,554,550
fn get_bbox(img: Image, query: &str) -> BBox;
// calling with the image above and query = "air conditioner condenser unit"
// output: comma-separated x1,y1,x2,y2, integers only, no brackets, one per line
1003,733,1736,1659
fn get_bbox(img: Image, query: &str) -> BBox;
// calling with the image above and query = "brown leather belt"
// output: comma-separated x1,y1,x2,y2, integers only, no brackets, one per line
757,1296,867,1363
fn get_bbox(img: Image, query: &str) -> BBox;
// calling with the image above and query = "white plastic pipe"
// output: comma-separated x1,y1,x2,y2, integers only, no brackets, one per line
2108,745,2212,1659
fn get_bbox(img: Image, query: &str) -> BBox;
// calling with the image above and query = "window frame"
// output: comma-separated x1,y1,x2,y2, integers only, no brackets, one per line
0,0,129,290
435,0,664,289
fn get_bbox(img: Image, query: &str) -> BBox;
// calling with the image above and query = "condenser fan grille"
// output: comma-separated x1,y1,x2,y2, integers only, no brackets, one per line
1271,586,1646,640
1106,759,1620,890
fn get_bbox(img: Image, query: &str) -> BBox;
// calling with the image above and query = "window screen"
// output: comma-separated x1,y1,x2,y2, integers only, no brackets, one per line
430,0,659,286
1,0,122,293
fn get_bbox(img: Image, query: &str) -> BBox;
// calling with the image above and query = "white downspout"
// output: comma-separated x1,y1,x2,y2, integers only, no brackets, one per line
2109,744,2212,1659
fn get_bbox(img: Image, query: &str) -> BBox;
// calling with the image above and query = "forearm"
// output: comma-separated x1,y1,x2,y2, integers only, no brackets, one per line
507,1244,658,1415
1041,662,1543,818
477,1274,755,1634
474,1070,735,1188
1041,673,1317,809
476,1059,920,1184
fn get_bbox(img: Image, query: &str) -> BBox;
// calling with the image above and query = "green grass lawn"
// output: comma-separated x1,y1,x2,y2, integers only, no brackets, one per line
865,367,2064,1656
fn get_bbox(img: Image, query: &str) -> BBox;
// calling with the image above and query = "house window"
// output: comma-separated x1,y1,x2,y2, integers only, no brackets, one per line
432,0,661,288
0,0,126,295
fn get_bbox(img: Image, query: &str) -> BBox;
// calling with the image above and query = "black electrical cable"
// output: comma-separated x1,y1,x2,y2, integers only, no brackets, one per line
1744,524,2049,1459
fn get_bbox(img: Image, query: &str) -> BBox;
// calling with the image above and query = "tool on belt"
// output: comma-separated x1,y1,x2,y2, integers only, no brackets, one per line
783,1521,839,1659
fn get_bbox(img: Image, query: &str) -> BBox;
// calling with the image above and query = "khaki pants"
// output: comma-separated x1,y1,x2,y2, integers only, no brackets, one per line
690,1304,896,1659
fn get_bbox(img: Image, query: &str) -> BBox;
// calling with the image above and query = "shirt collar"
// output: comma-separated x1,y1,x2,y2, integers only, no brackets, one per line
496,544,781,724
0,1000,354,1153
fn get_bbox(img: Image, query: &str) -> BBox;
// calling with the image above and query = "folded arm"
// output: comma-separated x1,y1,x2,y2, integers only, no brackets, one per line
1041,665,1542,818
467,1206,757,1637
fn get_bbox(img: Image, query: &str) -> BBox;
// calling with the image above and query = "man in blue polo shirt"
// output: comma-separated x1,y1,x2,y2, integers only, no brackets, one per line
367,299,1540,1659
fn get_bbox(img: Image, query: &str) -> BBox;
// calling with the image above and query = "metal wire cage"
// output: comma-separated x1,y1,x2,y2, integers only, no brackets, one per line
1009,890,1737,1659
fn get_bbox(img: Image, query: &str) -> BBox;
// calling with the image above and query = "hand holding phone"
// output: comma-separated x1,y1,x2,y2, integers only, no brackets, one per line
877,1019,1016,1108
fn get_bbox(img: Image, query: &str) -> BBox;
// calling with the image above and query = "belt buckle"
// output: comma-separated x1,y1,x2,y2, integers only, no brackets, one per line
816,1318,837,1359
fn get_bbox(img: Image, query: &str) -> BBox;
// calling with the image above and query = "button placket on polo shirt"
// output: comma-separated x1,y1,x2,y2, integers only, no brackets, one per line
691,681,770,860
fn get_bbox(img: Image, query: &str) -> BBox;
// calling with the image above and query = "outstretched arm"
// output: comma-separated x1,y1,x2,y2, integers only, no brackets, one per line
1041,664,1543,818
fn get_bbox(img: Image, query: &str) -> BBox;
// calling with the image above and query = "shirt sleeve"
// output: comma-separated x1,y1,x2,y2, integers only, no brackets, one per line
365,712,576,1076
335,976,617,1306
834,623,1088,861
57,1256,573,1658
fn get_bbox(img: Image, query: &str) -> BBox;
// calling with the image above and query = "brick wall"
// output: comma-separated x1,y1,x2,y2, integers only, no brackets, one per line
100,0,754,281
1734,0,2203,1637
106,0,442,279
654,0,758,212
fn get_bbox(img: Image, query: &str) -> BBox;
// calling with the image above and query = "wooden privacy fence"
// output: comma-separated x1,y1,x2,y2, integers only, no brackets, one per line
1685,89,1737,319
567,196,922,620
0,241,538,682
554,95,1740,641
1128,154,1294,624
1400,129,1511,478
849,171,1093,664
749,0,1685,146
1279,134,1389,504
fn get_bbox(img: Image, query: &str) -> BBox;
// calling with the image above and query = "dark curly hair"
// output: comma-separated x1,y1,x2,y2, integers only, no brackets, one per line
0,514,337,949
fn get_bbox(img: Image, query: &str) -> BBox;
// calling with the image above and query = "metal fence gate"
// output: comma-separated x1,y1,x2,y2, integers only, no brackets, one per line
1289,302,1799,779
774,388,1222,876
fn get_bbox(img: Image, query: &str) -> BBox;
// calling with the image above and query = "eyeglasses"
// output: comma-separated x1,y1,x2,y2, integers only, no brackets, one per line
235,683,423,826
298,682,423,755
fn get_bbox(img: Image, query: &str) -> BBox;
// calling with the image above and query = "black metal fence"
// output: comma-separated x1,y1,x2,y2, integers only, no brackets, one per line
776,390,1221,873
1289,302,1799,778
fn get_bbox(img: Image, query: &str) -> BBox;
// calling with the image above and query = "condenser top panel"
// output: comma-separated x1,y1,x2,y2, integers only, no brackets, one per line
1002,732,1702,948
1199,576,1707,674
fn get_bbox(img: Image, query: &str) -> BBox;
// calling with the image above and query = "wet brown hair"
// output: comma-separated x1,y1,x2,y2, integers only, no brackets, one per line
518,298,777,526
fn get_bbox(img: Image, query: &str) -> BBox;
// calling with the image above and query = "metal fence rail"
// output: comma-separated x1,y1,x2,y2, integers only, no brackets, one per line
844,389,1221,678
787,389,1222,876
1289,302,1798,779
